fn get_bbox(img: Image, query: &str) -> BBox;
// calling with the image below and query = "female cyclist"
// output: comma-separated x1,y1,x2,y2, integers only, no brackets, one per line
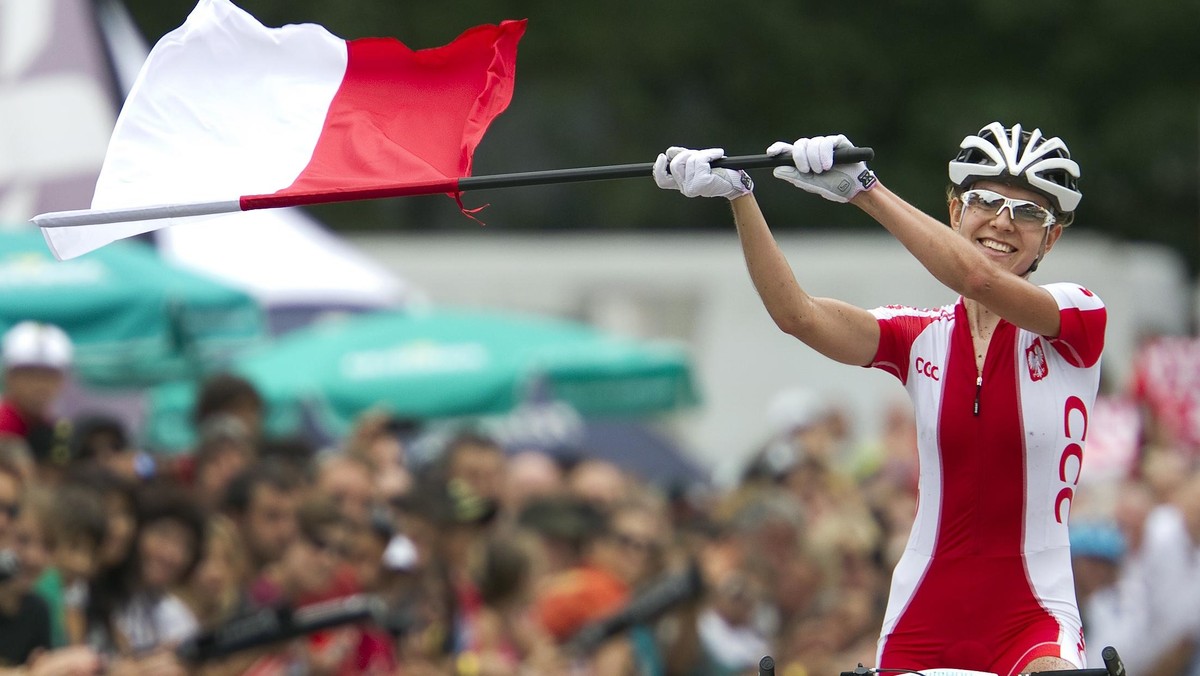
653,123,1106,676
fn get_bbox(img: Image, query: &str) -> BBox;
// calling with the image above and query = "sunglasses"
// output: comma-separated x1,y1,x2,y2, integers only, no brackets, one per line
961,189,1057,230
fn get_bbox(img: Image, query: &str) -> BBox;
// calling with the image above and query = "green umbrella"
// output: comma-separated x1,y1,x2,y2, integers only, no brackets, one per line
0,229,264,386
147,307,700,451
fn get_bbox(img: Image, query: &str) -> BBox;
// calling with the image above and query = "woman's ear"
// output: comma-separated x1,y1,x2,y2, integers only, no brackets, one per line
1043,223,1065,254
948,197,962,231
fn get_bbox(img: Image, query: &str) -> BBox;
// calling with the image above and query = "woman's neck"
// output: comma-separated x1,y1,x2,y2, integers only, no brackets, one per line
963,298,1001,337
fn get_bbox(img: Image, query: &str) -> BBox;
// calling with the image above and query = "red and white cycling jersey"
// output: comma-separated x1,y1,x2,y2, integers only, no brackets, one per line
870,283,1106,676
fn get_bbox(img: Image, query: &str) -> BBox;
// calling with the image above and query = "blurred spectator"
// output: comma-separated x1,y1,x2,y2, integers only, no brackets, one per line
32,485,107,647
193,372,265,441
248,496,397,675
61,465,137,572
697,566,771,676
0,457,20,542
1080,389,1143,488
1130,335,1200,456
1112,479,1154,570
531,497,674,672
501,450,565,519
412,472,498,664
0,491,53,665
0,322,74,472
0,438,36,487
221,460,302,573
707,489,802,671
386,483,460,670
190,414,257,512
341,410,416,505
567,458,630,510
465,532,564,675
517,496,599,576
69,414,148,482
342,514,392,595
1142,446,1192,503
69,414,127,463
766,387,846,470
258,435,319,477
0,464,103,675
87,479,206,656
854,398,919,498
1137,472,1200,675
249,496,351,608
315,454,376,527
443,432,506,507
1070,520,1148,670
177,515,246,631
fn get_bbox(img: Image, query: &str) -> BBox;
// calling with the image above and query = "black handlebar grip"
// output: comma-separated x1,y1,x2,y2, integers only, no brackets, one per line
1101,646,1125,676
759,655,776,676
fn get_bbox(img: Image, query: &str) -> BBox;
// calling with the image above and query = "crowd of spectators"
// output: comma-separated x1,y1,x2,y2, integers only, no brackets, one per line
0,319,1198,676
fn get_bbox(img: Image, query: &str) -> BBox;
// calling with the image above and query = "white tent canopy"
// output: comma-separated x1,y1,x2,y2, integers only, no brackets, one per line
157,207,419,314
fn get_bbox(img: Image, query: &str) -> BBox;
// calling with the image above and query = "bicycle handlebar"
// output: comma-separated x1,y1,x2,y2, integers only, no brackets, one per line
820,645,1127,676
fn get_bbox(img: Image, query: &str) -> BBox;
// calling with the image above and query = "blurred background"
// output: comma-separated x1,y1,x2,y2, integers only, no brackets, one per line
0,0,1198,674
6,0,1194,470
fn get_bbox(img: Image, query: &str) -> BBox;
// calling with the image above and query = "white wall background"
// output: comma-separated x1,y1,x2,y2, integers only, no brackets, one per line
348,230,1193,481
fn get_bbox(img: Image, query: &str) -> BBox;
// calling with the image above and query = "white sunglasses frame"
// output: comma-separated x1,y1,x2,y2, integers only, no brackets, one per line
960,188,1057,229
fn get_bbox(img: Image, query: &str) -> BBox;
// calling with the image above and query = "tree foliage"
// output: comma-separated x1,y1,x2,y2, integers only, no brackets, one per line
122,0,1200,274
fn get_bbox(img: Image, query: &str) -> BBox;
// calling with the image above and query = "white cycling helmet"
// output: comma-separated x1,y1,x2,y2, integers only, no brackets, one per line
948,122,1082,215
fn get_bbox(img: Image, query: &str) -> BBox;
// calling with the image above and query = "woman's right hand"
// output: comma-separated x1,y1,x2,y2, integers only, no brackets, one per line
769,135,875,203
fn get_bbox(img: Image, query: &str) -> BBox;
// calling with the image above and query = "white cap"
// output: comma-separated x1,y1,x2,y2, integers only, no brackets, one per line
2,322,73,370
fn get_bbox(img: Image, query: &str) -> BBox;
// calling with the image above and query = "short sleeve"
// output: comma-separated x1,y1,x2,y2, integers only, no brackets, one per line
869,305,941,383
1042,283,1106,368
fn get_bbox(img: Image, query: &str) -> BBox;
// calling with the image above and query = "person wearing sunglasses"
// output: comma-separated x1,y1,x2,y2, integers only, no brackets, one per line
653,122,1104,676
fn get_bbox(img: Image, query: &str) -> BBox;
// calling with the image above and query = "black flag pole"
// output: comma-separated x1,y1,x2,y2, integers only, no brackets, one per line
458,147,875,192
35,147,874,229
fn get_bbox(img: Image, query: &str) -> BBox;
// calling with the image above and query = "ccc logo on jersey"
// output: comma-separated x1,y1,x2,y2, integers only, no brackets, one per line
915,357,940,381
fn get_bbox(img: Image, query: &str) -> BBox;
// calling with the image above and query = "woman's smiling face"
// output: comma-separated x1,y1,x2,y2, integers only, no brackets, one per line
951,180,1062,276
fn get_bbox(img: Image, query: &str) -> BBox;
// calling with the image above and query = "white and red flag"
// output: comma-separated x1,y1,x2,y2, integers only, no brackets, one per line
37,0,524,260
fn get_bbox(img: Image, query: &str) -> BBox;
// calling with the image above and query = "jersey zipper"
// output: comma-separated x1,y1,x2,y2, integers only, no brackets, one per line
973,375,982,416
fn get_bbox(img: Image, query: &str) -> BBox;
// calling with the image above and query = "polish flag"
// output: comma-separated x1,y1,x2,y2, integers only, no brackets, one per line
38,0,524,260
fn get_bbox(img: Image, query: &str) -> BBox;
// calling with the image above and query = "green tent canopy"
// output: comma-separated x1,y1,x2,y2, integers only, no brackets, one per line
147,307,700,451
0,229,264,386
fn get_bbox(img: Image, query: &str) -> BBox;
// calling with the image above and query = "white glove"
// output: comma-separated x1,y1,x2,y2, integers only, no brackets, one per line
653,147,753,200
768,134,876,203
